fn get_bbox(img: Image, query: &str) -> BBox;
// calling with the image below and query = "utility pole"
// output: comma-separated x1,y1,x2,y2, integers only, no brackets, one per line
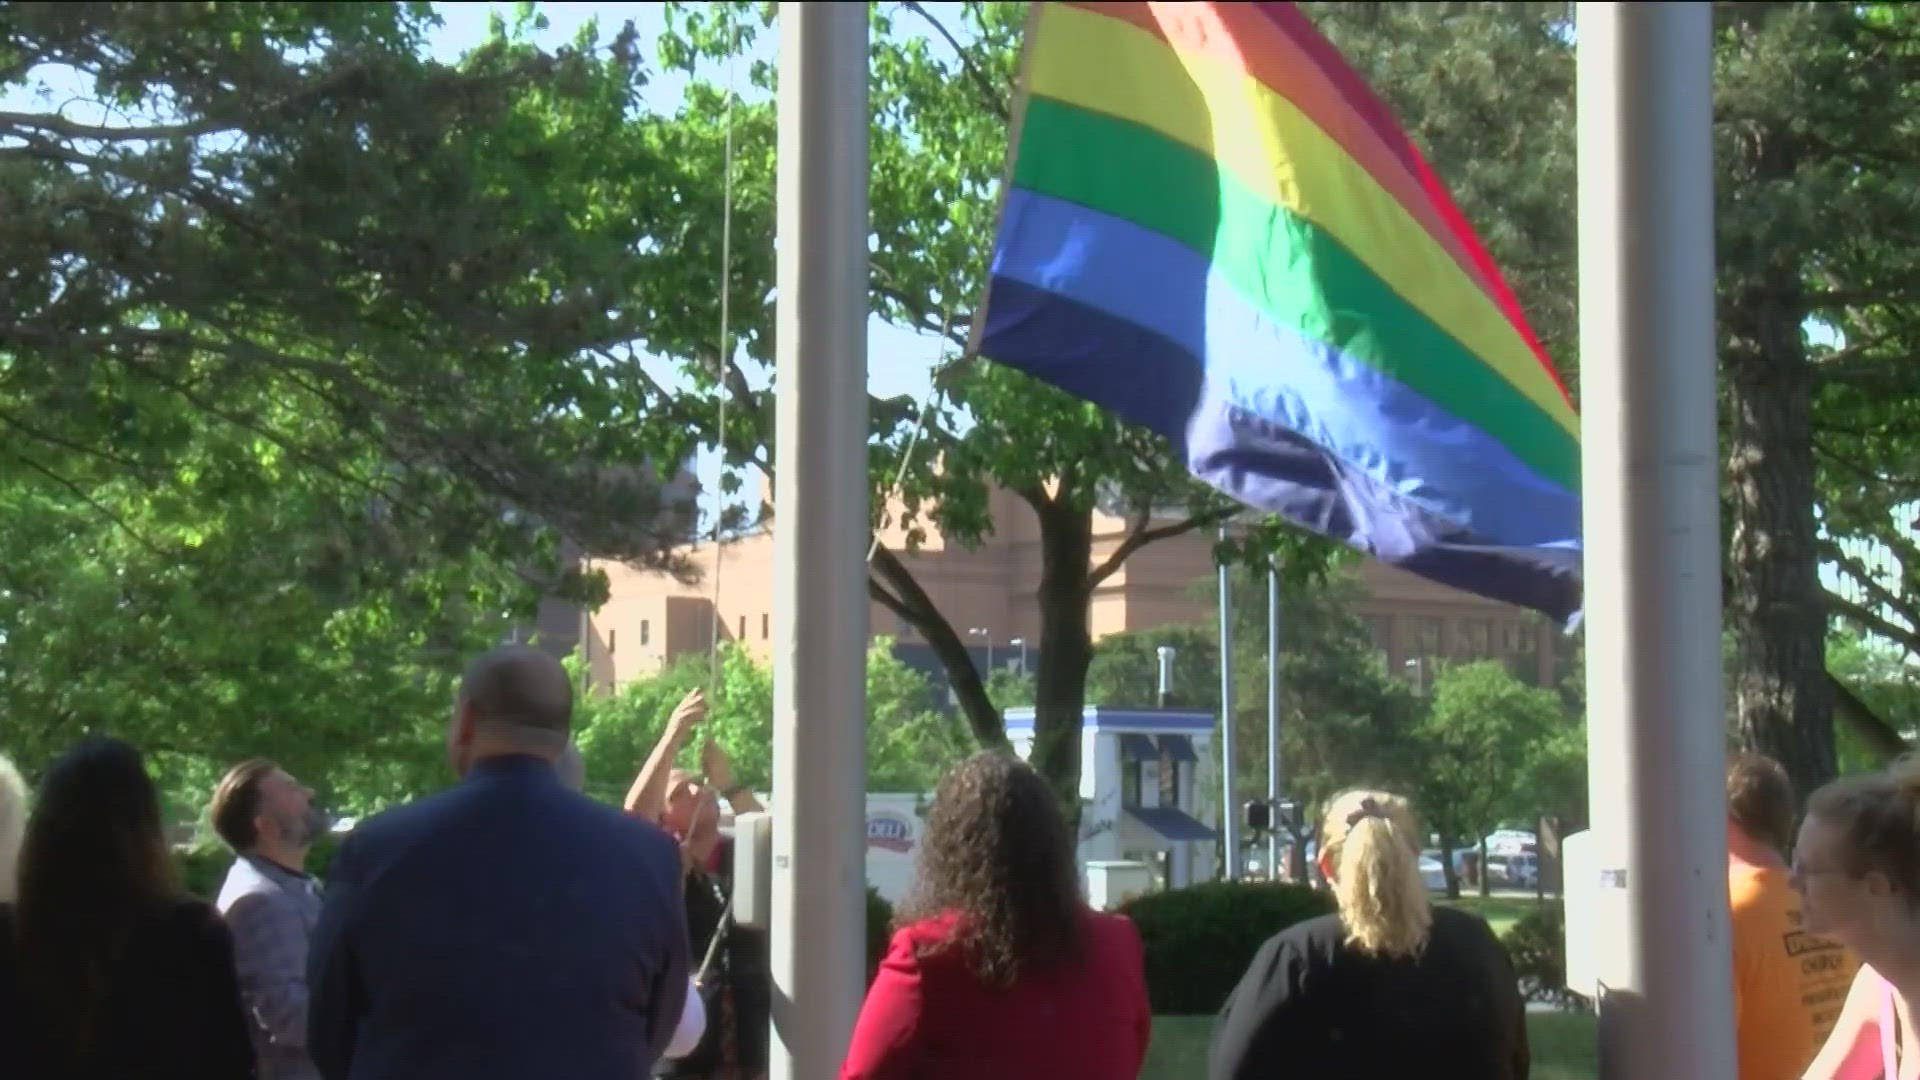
1575,6,1734,1078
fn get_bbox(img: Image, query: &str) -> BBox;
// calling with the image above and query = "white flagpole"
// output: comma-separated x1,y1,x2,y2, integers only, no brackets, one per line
770,5,870,1079
1575,5,1734,1078
1217,529,1238,880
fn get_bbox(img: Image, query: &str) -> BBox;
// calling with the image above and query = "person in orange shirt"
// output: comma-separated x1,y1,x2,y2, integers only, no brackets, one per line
1726,752,1859,1080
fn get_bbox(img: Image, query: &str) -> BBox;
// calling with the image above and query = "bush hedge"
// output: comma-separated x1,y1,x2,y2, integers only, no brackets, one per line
1119,880,1335,1015
865,886,894,985
1501,900,1589,1012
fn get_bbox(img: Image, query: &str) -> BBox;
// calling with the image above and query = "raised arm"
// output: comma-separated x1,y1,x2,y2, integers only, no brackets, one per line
702,737,765,817
623,689,706,822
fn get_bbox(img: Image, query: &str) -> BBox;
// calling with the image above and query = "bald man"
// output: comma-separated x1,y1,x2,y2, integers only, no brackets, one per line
307,647,689,1080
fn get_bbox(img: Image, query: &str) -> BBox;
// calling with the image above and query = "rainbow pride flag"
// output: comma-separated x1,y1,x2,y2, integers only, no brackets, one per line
972,1,1583,624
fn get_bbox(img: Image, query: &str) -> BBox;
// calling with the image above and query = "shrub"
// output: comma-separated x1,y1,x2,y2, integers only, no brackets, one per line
1501,900,1590,1012
866,886,894,986
174,845,230,899
1119,880,1335,1015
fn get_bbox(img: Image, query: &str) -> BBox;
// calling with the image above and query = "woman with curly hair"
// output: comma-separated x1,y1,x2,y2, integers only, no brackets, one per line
839,750,1151,1080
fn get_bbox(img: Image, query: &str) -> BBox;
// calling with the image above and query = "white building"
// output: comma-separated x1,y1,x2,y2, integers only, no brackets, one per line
838,707,1221,908
1004,706,1220,894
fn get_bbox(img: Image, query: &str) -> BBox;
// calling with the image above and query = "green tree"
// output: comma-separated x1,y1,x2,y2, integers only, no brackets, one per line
572,639,968,800
0,5,694,802
1311,2,1920,794
640,2,1342,821
1085,624,1219,712
1828,632,1920,776
1415,661,1571,899
1085,572,1422,827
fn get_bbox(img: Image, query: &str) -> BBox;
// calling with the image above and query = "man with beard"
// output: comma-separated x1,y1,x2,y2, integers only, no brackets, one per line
212,758,332,1080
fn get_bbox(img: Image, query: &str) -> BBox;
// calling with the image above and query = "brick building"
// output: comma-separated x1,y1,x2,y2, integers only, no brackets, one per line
547,482,1562,698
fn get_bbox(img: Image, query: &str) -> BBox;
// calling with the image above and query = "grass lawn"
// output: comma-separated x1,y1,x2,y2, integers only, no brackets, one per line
1141,1011,1596,1080
1444,894,1545,938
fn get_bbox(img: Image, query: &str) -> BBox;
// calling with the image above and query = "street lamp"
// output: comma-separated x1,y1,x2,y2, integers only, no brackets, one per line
1010,636,1028,675
967,626,992,672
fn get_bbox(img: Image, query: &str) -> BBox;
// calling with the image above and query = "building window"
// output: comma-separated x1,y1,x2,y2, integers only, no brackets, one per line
1157,748,1180,808
1365,615,1392,656
608,630,616,655
737,615,746,640
1410,617,1442,659
640,620,651,646
1458,618,1493,659
761,613,770,639
1122,761,1143,808
1502,620,1539,656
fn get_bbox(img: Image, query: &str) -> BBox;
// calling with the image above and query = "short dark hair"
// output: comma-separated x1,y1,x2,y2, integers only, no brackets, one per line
459,645,574,738
210,758,279,851
1727,752,1796,856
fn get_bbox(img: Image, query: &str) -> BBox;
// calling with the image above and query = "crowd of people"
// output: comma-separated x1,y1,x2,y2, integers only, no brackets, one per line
0,643,1919,1079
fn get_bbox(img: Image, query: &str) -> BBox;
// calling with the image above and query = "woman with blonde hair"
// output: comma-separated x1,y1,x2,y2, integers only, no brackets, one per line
1210,788,1529,1080
1797,756,1920,1079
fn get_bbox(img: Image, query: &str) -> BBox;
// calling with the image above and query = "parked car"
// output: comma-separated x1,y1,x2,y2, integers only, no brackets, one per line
1486,852,1540,888
1418,853,1448,892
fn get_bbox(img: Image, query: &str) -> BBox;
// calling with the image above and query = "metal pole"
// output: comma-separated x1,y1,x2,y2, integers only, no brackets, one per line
1265,564,1281,880
1156,645,1175,708
1216,529,1238,881
771,7,868,1079
1576,6,1732,1079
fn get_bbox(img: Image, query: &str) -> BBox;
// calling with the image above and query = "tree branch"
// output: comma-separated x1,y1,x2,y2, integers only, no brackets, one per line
0,109,238,142
1821,542,1919,640
1831,670,1913,761
0,410,167,480
1828,590,1918,654
1086,510,1223,590
898,1,1010,122
868,543,1008,749
3,447,172,559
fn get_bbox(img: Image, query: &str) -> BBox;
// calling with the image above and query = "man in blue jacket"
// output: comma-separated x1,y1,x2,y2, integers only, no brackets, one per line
308,645,689,1080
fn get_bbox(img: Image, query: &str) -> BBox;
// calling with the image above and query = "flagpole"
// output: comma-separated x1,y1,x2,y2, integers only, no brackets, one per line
1265,563,1281,879
1216,528,1238,880
1575,6,1733,1079
770,6,869,1080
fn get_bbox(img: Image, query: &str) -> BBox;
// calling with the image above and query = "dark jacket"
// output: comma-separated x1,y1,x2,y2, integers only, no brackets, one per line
306,754,689,1080
1209,907,1530,1080
0,897,258,1080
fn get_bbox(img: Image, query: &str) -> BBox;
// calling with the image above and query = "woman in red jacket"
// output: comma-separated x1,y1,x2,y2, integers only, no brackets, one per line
840,750,1153,1080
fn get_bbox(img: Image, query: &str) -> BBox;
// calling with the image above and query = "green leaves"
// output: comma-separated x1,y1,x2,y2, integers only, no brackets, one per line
1415,660,1580,844
0,4,702,810
571,639,969,798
